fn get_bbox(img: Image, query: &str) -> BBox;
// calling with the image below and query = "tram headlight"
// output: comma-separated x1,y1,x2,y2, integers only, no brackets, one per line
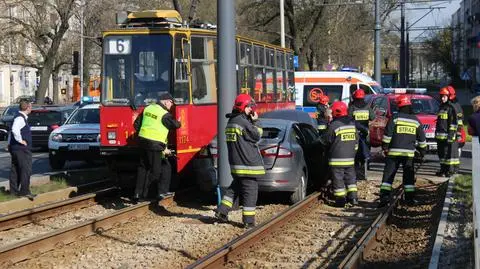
107,131,116,140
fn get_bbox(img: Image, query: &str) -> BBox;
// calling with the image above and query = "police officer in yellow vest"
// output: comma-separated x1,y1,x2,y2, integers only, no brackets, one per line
134,92,181,202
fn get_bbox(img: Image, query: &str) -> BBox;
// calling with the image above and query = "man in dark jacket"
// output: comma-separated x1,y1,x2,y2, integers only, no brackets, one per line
379,95,427,207
435,87,458,177
215,93,265,228
8,99,35,200
322,101,359,207
348,89,374,181
134,92,181,202
468,96,480,138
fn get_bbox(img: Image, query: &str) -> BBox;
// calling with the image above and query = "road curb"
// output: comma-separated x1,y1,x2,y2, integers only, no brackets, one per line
0,167,107,191
428,175,456,269
0,186,80,215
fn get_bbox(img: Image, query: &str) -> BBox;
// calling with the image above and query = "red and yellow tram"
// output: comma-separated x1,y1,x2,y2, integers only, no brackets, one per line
99,10,295,182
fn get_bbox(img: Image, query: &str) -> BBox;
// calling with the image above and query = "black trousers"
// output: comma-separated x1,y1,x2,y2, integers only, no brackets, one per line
437,140,455,173
331,166,357,200
135,147,170,198
355,135,370,180
380,157,415,200
217,176,258,225
9,150,32,196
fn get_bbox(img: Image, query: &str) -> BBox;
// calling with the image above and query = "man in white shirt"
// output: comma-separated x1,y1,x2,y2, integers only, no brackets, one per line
8,99,35,200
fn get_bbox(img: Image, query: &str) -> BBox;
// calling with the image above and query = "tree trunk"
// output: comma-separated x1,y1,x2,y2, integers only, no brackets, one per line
36,4,73,101
172,0,182,14
188,0,199,23
52,71,59,104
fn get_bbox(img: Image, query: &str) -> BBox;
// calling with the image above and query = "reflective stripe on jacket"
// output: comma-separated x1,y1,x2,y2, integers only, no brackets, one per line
382,113,427,158
225,113,265,177
322,116,358,167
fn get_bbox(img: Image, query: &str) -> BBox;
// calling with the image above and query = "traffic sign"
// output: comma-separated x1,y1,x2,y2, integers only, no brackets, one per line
461,71,472,81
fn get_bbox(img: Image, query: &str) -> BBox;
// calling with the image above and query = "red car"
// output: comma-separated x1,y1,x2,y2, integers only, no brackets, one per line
366,88,439,152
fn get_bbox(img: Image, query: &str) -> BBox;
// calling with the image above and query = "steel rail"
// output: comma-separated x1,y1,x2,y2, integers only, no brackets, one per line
186,192,322,269
0,187,118,231
338,188,404,269
0,196,174,266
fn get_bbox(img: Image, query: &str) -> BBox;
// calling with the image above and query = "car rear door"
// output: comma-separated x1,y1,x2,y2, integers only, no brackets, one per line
369,96,389,147
294,123,321,184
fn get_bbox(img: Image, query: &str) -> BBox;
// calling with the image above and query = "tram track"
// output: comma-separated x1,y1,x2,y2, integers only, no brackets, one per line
0,190,175,266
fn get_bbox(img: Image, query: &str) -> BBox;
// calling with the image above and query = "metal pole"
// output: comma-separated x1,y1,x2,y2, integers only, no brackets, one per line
80,0,84,100
406,22,410,87
374,0,381,83
399,1,406,87
8,6,13,105
280,0,285,48
217,0,236,190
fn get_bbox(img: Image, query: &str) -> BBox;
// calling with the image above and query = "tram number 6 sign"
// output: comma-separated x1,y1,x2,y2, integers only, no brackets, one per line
106,37,131,55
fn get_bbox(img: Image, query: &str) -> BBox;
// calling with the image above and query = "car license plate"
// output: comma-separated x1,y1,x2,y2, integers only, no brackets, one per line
31,126,48,131
68,144,89,151
425,132,435,138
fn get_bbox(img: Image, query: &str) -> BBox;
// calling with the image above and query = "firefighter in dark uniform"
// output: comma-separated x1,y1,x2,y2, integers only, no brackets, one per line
435,87,458,177
348,89,374,181
379,95,427,207
215,94,265,228
316,94,331,135
134,92,181,202
447,86,463,174
321,101,359,207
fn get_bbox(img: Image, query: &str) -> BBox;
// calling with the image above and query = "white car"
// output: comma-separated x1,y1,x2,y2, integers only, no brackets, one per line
48,104,101,169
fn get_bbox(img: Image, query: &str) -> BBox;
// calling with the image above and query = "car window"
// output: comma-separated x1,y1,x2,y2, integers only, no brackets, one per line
411,98,439,115
4,106,19,116
350,84,374,95
297,124,319,144
303,85,343,106
28,111,62,126
261,127,283,139
66,108,99,124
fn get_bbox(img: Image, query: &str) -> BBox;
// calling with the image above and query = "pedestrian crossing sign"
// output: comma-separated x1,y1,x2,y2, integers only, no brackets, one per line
461,71,472,81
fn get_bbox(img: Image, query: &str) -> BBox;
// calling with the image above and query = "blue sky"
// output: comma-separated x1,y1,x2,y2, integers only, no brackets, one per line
389,0,460,40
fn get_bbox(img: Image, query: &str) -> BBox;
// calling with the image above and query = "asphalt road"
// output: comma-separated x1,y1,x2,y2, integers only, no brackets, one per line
0,141,100,183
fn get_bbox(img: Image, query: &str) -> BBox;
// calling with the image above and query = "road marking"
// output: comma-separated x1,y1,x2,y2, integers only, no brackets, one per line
0,152,48,158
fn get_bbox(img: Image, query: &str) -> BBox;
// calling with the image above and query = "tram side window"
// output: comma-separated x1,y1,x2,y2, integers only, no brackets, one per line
286,53,295,102
253,45,265,103
265,49,275,102
174,34,189,104
275,51,285,102
239,42,253,96
192,36,217,105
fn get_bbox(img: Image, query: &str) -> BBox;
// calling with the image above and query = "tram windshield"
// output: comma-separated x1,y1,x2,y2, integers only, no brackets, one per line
102,34,173,107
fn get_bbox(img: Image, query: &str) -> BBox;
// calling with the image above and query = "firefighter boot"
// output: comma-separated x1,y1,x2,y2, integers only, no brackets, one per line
214,211,229,223
435,164,446,177
378,192,390,208
347,192,359,206
335,197,346,208
404,192,419,206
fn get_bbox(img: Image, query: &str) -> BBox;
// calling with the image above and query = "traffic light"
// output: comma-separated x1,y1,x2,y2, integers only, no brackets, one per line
72,51,79,75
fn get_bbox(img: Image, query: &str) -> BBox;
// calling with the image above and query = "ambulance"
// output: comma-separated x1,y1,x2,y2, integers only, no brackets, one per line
294,71,382,118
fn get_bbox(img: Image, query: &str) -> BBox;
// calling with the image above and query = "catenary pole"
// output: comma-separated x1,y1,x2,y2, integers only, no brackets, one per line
80,0,84,100
399,1,406,87
374,0,381,83
217,0,236,192
280,0,285,48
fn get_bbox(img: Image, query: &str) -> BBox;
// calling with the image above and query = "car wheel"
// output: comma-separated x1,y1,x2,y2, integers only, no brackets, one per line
290,171,307,204
49,153,65,170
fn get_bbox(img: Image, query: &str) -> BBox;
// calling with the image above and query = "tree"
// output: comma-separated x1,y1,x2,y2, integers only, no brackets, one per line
422,28,455,81
0,0,76,101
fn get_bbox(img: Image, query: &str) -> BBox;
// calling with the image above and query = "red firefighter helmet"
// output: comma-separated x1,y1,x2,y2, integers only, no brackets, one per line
396,94,411,108
233,93,255,112
319,94,330,105
353,89,365,99
331,101,348,118
447,85,456,100
439,87,450,96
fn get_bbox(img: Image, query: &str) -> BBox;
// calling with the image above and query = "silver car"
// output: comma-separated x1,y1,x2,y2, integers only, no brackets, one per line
193,111,321,204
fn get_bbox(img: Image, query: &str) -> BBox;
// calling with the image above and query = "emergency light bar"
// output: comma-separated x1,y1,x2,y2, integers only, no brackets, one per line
81,96,100,104
383,88,427,94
